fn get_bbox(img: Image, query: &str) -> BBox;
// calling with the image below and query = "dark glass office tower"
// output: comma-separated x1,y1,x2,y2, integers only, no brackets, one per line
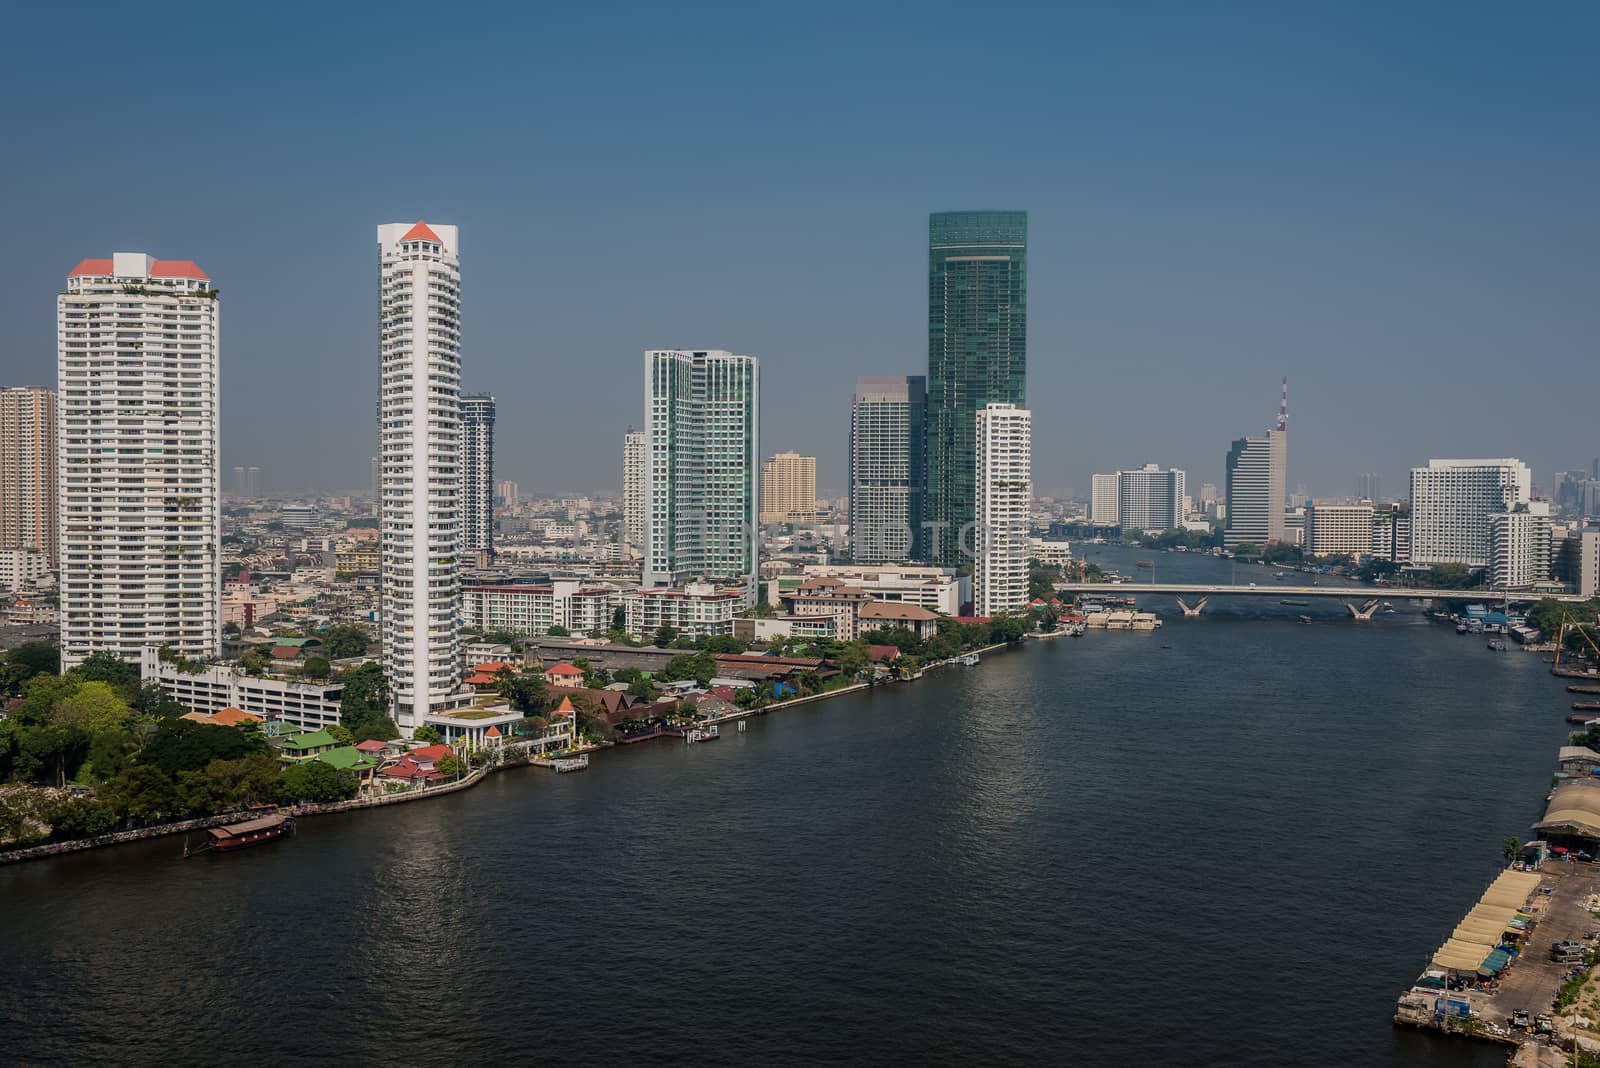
924,211,1027,566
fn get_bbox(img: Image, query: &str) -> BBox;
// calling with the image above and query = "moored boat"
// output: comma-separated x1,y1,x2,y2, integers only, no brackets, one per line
205,813,291,853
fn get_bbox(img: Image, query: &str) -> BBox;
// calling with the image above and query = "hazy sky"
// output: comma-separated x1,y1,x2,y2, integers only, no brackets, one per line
2,1,1595,500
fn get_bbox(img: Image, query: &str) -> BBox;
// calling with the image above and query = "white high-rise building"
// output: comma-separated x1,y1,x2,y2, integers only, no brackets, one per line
1090,473,1120,526
623,429,646,549
57,253,220,668
974,403,1031,617
460,393,495,558
1225,429,1288,549
1116,464,1185,532
849,375,924,564
1488,502,1551,589
1409,458,1531,567
377,221,463,730
643,350,759,594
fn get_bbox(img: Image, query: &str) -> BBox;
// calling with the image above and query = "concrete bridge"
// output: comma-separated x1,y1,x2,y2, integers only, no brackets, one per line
1054,582,1577,620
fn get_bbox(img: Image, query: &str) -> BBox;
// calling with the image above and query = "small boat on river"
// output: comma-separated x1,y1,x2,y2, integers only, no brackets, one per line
204,813,292,853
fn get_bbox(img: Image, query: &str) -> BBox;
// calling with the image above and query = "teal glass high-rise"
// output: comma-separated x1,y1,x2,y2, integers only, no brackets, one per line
924,211,1027,567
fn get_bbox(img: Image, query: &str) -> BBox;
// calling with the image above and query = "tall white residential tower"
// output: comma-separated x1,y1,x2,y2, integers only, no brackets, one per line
974,403,1032,617
643,350,759,595
459,392,495,560
57,254,219,668
623,429,646,550
378,222,463,730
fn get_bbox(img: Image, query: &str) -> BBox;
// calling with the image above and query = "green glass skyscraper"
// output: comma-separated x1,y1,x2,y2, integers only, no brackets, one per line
924,210,1027,566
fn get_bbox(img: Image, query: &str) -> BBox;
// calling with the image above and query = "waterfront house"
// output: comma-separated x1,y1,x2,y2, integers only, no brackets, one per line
857,601,941,640
315,745,380,789
1559,746,1600,777
355,738,401,760
274,729,338,762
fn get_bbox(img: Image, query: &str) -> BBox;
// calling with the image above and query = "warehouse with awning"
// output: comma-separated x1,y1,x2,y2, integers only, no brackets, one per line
1534,779,1600,843
1428,870,1543,976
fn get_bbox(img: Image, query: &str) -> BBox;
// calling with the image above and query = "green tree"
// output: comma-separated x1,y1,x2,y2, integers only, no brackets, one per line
611,605,627,631
321,624,371,659
141,718,268,775
1232,542,1260,558
328,724,354,745
835,641,869,681
70,651,141,700
1502,835,1523,867
301,656,332,680
50,680,132,735
660,652,716,688
652,624,678,648
278,760,358,804
547,624,571,636
494,669,548,712
12,674,80,727
2,641,59,691
106,765,180,822
239,647,271,676
696,634,747,654
437,753,465,779
1427,563,1476,589
412,723,443,745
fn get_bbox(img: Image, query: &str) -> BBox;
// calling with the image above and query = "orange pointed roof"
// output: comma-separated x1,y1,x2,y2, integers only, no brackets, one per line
401,220,442,243
485,726,502,737
554,696,576,717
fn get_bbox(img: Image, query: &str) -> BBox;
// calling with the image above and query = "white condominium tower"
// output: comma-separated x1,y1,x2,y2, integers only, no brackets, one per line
1116,464,1185,532
974,403,1031,617
643,350,759,594
1409,458,1531,567
378,221,463,730
1090,472,1119,526
459,392,495,559
623,429,646,549
0,387,56,568
57,254,219,668
849,375,924,564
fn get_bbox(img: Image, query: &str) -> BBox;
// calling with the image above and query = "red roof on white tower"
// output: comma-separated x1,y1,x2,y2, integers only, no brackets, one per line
400,221,442,243
66,257,209,281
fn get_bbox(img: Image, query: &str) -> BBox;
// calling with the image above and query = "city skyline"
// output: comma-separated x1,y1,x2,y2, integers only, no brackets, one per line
2,5,1594,501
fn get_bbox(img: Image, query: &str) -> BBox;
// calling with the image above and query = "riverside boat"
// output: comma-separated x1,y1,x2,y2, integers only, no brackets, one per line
685,724,720,744
205,813,291,853
1280,599,1310,607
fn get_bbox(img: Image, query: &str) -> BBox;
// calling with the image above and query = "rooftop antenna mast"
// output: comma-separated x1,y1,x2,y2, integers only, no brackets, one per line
1276,376,1288,432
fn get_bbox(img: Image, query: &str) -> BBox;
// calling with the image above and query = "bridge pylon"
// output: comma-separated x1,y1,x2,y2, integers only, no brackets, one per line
1175,596,1208,617
1345,599,1380,621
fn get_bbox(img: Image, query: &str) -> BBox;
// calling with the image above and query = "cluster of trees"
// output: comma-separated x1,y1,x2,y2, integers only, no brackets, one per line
1530,598,1600,655
338,662,399,742
0,649,363,848
1121,527,1223,551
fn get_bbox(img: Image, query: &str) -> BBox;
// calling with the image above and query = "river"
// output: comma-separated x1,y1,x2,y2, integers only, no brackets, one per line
0,546,1563,1066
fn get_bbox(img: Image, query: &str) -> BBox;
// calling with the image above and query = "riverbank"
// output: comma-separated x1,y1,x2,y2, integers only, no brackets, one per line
0,639,1032,866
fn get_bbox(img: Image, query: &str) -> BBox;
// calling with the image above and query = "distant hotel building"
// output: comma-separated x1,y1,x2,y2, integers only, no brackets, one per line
1408,459,1531,567
0,386,56,568
1225,428,1288,549
1304,501,1374,558
623,429,646,549
1090,473,1120,526
974,403,1031,617
760,451,817,525
58,254,219,668
1556,530,1600,599
463,581,617,638
849,376,924,563
925,211,1027,566
377,221,465,730
643,349,759,595
1116,465,1185,532
460,393,495,559
622,582,743,642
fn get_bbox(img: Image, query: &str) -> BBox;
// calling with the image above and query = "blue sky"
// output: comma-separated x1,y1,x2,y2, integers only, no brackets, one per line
1,1,1595,499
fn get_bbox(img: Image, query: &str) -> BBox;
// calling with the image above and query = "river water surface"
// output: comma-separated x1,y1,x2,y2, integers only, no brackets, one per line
0,548,1565,1066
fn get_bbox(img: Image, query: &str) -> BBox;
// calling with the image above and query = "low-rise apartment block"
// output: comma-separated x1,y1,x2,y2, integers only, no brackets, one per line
622,583,743,642
463,580,618,637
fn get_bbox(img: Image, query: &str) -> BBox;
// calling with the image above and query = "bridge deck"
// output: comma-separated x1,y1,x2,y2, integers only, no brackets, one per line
1054,582,1571,602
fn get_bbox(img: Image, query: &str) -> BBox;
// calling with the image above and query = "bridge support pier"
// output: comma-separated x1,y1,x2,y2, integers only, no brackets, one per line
1345,599,1380,621
1175,597,1208,617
